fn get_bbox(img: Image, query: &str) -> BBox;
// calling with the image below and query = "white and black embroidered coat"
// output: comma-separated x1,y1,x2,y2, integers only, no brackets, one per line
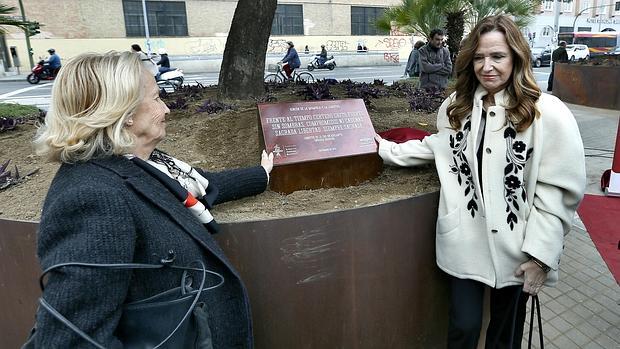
379,86,586,288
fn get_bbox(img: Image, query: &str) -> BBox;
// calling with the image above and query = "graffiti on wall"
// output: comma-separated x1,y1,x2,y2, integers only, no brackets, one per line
267,39,290,53
186,38,223,55
325,40,348,52
375,37,407,50
390,28,409,37
383,52,399,63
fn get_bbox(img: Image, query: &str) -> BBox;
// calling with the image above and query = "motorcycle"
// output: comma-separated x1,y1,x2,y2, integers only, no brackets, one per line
307,55,336,71
27,60,59,84
156,68,184,92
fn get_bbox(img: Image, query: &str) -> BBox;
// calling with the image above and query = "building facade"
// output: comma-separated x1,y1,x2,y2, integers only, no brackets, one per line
1,0,419,71
528,0,620,48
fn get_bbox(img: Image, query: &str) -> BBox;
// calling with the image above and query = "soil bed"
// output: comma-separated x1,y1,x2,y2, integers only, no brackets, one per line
0,81,441,222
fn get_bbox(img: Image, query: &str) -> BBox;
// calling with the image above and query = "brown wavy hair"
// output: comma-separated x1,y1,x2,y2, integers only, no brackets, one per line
446,15,541,132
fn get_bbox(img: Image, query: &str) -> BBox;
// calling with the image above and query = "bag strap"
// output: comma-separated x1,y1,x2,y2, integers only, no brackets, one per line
528,295,544,349
37,258,222,349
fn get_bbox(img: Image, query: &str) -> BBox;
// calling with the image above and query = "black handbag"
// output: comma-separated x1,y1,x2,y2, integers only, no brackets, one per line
22,257,223,349
528,295,544,349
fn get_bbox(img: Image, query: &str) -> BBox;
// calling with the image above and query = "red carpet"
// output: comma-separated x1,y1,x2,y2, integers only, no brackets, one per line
577,194,620,283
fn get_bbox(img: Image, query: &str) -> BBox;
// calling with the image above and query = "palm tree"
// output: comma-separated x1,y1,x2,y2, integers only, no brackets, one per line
378,0,539,38
0,3,29,33
376,0,451,40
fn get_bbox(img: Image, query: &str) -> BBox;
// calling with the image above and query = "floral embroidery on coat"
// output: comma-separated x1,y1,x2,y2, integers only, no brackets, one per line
449,119,479,217
503,126,533,230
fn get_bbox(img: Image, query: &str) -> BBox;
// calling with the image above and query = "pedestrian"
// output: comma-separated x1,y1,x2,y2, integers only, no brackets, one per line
403,40,425,78
375,15,586,348
547,41,568,92
304,45,309,54
278,41,301,80
24,51,274,348
131,43,158,77
418,28,452,90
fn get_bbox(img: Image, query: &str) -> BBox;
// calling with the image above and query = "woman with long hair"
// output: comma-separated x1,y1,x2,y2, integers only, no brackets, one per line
376,15,586,348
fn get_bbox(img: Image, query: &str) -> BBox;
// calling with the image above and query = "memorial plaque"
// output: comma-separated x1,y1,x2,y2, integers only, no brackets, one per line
258,99,382,193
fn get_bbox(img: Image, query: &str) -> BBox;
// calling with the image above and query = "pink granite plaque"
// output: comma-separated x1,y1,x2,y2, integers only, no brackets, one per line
258,99,377,165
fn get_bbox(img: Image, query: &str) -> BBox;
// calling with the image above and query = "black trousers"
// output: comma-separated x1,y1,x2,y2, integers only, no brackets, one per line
547,63,555,91
447,276,527,349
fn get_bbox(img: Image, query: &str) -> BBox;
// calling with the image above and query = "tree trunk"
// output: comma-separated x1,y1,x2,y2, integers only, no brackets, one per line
445,11,464,64
218,0,277,100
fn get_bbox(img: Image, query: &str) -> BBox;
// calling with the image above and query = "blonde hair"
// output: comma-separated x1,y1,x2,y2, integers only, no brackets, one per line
447,15,541,132
34,51,143,163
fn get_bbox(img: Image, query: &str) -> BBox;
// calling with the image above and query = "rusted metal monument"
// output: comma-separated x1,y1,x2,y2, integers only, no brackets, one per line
0,99,448,348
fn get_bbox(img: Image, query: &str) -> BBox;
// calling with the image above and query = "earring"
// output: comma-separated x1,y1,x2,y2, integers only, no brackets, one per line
126,119,134,126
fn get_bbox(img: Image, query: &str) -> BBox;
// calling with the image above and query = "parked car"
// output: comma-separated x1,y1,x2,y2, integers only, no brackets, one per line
566,44,590,61
605,47,620,56
531,47,551,67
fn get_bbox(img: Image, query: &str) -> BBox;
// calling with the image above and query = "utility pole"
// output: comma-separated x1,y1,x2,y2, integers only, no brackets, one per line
17,0,34,69
553,0,561,43
141,0,152,55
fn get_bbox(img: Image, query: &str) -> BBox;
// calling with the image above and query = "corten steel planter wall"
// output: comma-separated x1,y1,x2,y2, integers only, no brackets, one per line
553,63,620,110
0,192,448,349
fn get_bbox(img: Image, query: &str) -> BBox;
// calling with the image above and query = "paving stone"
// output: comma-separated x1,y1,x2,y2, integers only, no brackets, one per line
593,333,617,349
582,341,606,349
548,316,573,333
564,327,591,347
561,309,586,326
597,309,619,327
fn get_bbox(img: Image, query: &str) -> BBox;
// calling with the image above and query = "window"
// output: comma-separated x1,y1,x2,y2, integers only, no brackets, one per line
544,0,554,11
616,1,620,11
559,26,574,33
271,5,303,35
596,0,607,14
577,26,592,31
123,0,188,37
581,0,590,13
351,7,388,35
562,0,573,12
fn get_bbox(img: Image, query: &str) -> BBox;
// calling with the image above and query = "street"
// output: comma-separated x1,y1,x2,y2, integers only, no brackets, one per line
0,64,552,111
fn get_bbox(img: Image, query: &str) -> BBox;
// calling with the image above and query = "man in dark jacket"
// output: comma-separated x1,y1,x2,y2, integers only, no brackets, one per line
418,29,452,90
547,41,568,92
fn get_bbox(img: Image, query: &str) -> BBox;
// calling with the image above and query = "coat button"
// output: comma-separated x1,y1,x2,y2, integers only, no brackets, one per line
489,111,496,117
491,229,498,233
486,148,492,154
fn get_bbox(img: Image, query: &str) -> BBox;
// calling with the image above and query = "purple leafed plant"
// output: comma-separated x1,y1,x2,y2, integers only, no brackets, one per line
0,117,22,132
406,87,445,113
345,82,385,108
298,81,333,100
372,79,385,86
166,96,188,110
197,100,237,114
0,159,40,191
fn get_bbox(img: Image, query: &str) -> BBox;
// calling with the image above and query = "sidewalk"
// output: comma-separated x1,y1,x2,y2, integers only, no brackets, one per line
519,100,620,349
0,73,29,82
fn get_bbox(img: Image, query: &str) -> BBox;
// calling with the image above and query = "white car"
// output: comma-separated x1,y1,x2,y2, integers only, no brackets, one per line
565,44,590,61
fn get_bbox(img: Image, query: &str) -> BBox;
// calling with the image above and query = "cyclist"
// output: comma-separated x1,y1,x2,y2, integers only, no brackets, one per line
278,41,300,81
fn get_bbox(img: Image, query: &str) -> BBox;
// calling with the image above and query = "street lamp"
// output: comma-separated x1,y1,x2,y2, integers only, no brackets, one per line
572,3,617,32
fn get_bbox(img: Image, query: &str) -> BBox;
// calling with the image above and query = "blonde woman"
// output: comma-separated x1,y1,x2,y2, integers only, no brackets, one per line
376,15,585,348
26,51,273,348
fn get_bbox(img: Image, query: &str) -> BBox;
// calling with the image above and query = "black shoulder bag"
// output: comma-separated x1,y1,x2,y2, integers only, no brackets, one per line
528,295,544,349
22,257,223,349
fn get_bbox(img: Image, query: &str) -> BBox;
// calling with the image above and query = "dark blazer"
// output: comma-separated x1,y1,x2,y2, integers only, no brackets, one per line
32,155,268,348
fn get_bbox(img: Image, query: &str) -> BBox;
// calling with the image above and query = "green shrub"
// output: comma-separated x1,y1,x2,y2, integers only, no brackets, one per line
0,103,39,118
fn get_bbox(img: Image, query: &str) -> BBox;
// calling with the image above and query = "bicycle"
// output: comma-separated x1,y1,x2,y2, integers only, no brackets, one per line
264,63,315,84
